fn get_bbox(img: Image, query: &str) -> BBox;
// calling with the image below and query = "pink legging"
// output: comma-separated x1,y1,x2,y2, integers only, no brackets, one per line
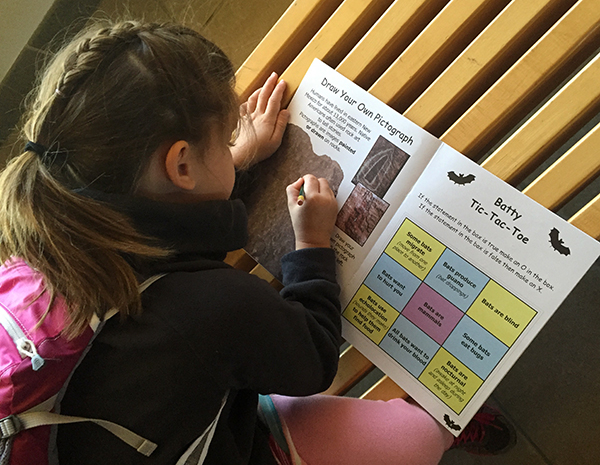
269,394,454,465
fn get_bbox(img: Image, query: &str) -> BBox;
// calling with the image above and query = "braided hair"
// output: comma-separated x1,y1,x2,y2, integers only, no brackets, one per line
0,20,239,337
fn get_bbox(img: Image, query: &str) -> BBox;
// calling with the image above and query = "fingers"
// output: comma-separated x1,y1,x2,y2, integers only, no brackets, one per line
249,73,286,120
265,79,287,117
272,109,290,142
305,175,334,195
303,174,321,195
286,177,304,209
288,175,334,198
245,88,260,115
286,177,304,196
318,177,335,199
257,72,279,113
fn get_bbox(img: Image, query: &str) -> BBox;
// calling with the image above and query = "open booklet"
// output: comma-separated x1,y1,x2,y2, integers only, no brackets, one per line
240,59,600,435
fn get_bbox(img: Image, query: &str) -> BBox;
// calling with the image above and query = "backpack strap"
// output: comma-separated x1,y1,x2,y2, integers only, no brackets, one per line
2,388,230,463
1,411,157,456
89,273,167,331
175,390,229,465
0,273,168,457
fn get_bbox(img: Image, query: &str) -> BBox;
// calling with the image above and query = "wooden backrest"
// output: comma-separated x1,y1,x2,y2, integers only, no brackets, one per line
227,0,600,400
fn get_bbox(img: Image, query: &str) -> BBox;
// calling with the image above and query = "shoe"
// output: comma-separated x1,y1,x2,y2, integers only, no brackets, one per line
450,405,517,455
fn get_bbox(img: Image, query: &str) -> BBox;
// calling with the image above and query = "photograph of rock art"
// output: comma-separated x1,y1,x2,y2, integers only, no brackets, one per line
335,183,389,246
335,135,408,246
351,135,410,199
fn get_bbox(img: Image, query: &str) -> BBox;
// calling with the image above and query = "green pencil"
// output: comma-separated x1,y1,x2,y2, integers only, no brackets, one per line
297,184,306,205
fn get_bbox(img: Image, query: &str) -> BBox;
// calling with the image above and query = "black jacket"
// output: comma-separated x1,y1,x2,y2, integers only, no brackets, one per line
58,197,342,464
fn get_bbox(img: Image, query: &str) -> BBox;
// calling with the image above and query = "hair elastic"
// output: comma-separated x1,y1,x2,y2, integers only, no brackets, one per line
24,141,69,166
24,141,48,157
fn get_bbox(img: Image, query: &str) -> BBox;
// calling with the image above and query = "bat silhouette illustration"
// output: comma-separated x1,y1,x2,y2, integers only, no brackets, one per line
549,227,570,256
447,171,476,185
443,414,461,431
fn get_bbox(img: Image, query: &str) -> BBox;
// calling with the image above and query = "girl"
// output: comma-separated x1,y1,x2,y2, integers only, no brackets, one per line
0,20,513,465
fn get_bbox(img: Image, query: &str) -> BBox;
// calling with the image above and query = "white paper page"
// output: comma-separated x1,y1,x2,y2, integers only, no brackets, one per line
341,144,600,435
286,59,443,284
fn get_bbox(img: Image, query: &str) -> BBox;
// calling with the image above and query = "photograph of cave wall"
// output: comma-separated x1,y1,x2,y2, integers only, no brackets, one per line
351,135,410,198
241,123,344,279
335,182,389,246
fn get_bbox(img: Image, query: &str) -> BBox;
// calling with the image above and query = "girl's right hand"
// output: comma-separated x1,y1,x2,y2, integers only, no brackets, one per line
286,175,338,250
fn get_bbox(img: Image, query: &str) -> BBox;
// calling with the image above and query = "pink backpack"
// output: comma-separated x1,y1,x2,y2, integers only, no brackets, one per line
0,259,159,464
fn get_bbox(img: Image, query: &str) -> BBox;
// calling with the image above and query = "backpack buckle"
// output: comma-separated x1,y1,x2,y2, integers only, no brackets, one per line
0,415,21,438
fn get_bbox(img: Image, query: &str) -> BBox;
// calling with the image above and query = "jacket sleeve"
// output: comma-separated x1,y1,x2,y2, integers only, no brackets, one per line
199,247,342,396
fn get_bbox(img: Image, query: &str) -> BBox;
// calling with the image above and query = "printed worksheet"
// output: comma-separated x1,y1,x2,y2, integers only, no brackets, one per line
341,144,600,434
243,60,600,434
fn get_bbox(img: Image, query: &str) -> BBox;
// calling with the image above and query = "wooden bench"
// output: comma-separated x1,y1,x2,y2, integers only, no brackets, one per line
226,0,600,401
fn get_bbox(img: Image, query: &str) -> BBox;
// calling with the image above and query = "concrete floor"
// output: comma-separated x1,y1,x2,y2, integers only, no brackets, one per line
1,1,598,464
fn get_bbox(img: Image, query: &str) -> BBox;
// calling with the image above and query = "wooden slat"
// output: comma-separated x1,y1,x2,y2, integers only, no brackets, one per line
235,0,343,101
569,193,600,240
360,375,408,401
250,263,283,290
523,123,600,211
481,52,600,185
279,0,395,107
405,0,577,135
322,345,376,396
368,0,510,111
335,0,449,89
441,0,600,159
224,249,257,271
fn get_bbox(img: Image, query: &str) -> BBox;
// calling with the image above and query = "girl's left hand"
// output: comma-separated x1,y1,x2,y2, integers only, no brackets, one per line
231,72,290,169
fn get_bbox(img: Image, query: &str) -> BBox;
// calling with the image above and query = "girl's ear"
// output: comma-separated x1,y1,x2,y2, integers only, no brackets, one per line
164,140,197,191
